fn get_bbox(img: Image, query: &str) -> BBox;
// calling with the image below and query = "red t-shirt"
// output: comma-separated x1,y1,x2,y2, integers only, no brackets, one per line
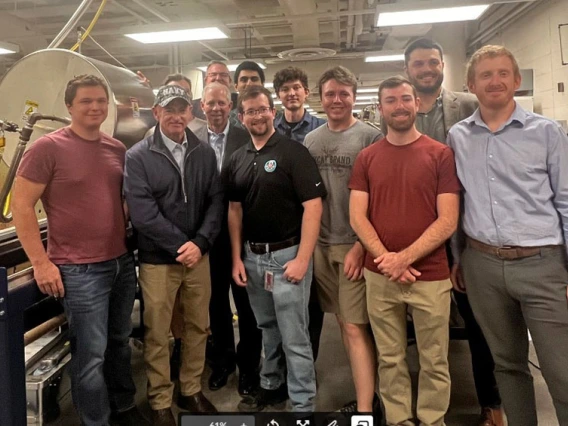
17,127,128,264
349,135,461,281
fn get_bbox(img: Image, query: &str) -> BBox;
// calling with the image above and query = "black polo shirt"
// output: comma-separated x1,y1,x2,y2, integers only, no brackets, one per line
227,131,326,243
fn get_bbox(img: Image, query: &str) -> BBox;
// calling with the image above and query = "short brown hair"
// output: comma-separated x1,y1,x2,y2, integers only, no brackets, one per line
273,67,309,93
163,73,192,91
378,76,417,102
466,45,520,85
65,74,109,105
237,86,274,113
317,66,357,99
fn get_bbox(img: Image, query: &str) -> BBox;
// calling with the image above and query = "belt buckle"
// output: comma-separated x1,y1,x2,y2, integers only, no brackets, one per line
496,246,514,260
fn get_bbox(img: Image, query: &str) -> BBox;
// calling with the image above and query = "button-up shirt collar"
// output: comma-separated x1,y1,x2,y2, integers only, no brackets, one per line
208,120,230,171
160,129,187,173
274,110,326,144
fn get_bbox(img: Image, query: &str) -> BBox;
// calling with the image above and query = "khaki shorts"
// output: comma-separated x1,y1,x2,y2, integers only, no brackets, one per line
313,244,369,324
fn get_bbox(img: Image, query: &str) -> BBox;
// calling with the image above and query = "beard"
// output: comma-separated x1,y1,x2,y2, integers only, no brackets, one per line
247,119,271,137
411,72,444,94
385,112,415,132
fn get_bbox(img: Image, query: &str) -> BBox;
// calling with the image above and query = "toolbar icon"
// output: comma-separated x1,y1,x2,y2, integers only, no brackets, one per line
351,415,374,426
296,420,310,426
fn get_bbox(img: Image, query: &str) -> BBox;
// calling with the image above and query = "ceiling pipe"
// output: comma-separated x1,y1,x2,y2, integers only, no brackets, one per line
467,1,540,49
198,41,229,60
47,0,94,48
346,0,355,49
353,0,365,49
226,8,375,27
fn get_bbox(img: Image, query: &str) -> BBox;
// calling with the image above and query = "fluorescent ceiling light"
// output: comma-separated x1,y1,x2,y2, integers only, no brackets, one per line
304,104,310,108
365,53,405,63
125,27,228,44
357,88,379,94
353,109,362,113
354,101,373,106
274,100,282,105
377,5,489,27
264,82,274,88
0,41,19,54
196,61,266,72
354,95,378,101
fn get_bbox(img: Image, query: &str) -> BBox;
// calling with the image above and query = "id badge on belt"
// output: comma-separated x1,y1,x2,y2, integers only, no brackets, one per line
264,270,274,292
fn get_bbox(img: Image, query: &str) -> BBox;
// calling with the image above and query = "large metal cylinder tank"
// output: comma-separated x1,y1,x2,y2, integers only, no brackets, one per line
0,48,157,229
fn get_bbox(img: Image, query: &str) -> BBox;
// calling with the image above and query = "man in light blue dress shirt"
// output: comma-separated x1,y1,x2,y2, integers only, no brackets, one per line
447,45,568,426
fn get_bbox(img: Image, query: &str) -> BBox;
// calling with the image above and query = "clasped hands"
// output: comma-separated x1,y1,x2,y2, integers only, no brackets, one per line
176,241,202,267
374,251,421,284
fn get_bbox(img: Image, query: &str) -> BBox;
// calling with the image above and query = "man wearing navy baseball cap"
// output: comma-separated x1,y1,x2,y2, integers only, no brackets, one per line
125,84,224,424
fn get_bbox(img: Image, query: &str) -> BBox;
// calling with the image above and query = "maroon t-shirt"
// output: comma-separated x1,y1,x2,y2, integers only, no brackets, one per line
17,127,128,264
349,135,460,281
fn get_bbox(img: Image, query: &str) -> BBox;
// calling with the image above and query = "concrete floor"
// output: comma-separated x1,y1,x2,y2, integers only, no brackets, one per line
49,315,559,426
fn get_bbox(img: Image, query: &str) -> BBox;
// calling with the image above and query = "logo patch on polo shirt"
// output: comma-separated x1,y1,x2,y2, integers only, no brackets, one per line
264,160,277,172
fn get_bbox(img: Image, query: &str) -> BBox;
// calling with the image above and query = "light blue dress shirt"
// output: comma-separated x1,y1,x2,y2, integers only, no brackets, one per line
160,129,188,175
207,121,230,172
447,103,568,256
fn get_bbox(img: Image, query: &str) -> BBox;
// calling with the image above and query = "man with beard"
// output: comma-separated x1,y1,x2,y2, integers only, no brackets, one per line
447,45,568,426
350,76,460,426
404,38,503,426
201,82,262,396
305,66,381,415
227,86,326,412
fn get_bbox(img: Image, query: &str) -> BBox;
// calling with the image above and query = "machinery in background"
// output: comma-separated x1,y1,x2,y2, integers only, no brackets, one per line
0,48,156,228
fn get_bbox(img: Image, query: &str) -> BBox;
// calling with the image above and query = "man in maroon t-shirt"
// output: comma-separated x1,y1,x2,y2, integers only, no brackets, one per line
12,75,148,426
349,76,460,426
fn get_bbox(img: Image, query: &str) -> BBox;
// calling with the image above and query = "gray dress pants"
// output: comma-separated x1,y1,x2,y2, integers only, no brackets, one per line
462,245,568,426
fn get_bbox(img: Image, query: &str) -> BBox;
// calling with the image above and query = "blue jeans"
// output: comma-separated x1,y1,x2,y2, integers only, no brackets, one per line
243,243,316,412
59,253,137,426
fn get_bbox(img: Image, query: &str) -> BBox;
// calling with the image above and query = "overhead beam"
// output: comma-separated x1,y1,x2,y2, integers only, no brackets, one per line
131,0,171,23
110,0,152,24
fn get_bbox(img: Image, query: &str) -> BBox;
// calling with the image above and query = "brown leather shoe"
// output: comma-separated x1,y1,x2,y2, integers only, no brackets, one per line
151,408,176,426
177,391,218,413
479,407,504,426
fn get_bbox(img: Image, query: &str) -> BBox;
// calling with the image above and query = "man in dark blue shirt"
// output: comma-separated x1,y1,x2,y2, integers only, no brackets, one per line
273,66,326,145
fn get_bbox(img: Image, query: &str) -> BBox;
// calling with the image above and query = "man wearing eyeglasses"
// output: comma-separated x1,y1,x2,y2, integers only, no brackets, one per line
227,86,326,412
192,61,238,120
273,67,326,144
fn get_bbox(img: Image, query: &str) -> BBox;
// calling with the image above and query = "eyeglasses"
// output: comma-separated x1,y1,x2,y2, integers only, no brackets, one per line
243,107,272,117
207,72,230,79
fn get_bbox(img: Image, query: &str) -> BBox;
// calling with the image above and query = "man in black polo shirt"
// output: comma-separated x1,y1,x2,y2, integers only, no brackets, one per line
227,86,326,413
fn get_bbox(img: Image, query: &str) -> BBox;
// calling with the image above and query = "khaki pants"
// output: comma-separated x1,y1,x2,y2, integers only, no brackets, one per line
365,268,451,426
139,256,211,410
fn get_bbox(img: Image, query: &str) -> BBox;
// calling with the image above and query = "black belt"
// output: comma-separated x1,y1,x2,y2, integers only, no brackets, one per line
248,236,300,255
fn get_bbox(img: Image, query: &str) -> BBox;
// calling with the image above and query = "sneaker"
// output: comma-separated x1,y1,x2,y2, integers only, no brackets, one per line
339,393,382,415
339,399,358,413
237,384,288,412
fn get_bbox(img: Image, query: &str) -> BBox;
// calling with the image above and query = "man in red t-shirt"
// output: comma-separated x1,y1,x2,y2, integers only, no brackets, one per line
349,76,460,426
12,75,148,426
